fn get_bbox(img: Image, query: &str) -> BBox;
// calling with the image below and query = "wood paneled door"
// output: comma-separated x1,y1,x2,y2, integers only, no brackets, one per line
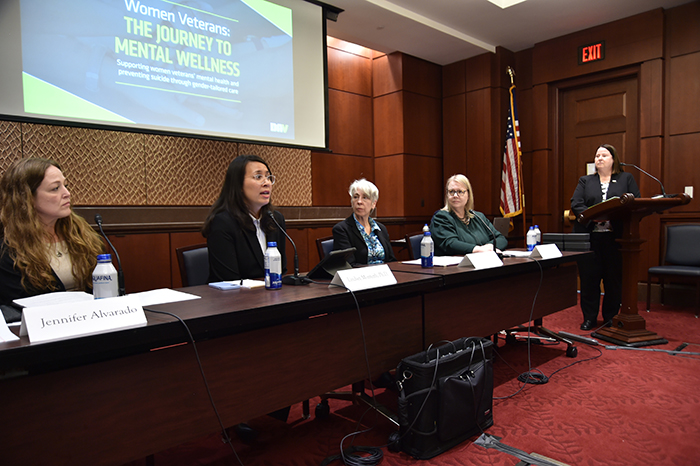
558,72,640,232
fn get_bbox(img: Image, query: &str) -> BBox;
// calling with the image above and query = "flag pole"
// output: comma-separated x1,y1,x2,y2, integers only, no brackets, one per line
501,66,527,246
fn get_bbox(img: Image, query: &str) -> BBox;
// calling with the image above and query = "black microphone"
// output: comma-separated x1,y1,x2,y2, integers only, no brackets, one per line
94,214,126,296
470,210,504,260
619,162,670,198
267,211,308,285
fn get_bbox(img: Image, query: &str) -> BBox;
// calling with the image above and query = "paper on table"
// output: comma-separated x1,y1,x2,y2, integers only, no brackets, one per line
402,256,464,267
502,250,532,258
130,288,201,306
13,291,93,308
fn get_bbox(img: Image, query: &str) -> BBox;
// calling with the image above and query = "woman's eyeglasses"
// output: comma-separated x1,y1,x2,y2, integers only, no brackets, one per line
252,174,276,185
448,189,466,197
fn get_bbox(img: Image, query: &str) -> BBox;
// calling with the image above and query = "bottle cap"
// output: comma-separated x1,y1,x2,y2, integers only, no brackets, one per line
97,254,112,261
267,241,277,247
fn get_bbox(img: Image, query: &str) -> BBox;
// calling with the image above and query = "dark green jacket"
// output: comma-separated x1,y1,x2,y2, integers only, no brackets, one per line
430,210,507,256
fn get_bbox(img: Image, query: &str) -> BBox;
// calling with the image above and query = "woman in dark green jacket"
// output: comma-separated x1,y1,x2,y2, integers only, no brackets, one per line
430,174,507,256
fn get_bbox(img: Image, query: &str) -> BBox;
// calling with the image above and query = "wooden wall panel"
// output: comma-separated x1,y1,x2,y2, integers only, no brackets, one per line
373,54,402,97
533,9,664,85
668,52,700,135
667,1,700,58
374,155,404,217
374,92,404,156
667,133,700,213
327,46,372,96
640,59,664,138
404,155,443,217
465,53,494,91
403,92,442,157
328,89,373,156
108,233,171,293
312,153,374,206
442,60,466,97
530,84,549,151
465,88,495,211
402,55,442,99
639,137,664,198
442,94,467,181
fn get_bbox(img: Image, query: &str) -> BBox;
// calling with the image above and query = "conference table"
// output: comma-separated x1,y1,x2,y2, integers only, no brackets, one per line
0,252,583,466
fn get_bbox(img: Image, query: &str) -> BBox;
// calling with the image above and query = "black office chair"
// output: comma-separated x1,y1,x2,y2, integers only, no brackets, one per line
405,232,424,260
176,243,209,287
315,235,334,259
647,224,700,317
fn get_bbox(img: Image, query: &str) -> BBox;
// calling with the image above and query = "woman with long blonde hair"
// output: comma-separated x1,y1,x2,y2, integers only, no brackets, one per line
0,157,104,322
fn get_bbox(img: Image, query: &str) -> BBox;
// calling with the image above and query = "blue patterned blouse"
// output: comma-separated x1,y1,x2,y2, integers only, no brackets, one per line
353,215,386,264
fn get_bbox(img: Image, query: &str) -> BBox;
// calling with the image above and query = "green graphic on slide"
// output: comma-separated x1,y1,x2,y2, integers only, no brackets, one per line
241,0,293,37
23,73,133,123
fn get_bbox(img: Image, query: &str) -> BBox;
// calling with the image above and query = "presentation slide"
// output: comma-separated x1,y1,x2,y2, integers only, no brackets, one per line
0,0,327,148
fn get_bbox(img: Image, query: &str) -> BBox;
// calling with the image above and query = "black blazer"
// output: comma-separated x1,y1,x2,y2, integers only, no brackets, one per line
206,210,287,282
570,171,640,234
0,245,67,322
332,215,396,266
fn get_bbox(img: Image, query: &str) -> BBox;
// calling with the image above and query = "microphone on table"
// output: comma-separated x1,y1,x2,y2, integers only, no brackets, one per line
619,162,671,198
94,214,126,296
470,210,504,260
267,211,309,285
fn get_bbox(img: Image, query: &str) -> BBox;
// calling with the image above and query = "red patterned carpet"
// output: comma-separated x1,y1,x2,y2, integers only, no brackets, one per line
125,300,700,466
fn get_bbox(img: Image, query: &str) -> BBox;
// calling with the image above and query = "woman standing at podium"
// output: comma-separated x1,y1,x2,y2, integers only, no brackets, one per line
571,144,640,331
0,158,104,322
202,154,287,282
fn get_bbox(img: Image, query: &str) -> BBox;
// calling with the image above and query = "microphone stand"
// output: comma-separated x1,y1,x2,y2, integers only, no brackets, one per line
620,162,671,198
94,214,126,296
267,211,309,285
470,210,504,260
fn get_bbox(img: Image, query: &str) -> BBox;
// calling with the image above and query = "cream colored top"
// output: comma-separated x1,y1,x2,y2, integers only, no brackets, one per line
49,241,77,290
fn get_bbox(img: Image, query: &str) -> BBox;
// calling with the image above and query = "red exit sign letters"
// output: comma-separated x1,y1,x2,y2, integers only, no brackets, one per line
578,41,605,64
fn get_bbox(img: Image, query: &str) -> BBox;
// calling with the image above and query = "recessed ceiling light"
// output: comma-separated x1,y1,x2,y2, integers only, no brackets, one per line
487,0,527,9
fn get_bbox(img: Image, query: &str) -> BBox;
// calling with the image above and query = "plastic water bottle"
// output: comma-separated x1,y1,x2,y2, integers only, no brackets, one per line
264,241,282,290
526,226,537,251
420,224,434,268
92,254,118,299
534,225,542,245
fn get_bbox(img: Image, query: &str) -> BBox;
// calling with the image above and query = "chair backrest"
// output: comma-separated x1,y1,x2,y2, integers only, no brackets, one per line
176,243,209,287
406,232,424,260
315,236,334,259
665,224,700,266
493,217,510,238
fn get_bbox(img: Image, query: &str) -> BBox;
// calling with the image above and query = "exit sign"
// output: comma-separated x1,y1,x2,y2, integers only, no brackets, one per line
578,41,605,64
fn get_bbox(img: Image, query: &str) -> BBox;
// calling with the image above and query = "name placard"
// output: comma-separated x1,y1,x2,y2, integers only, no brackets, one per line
330,264,397,291
530,243,563,260
458,251,503,269
20,296,147,344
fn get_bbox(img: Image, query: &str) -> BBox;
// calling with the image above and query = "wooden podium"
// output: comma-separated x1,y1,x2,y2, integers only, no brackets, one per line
579,193,691,346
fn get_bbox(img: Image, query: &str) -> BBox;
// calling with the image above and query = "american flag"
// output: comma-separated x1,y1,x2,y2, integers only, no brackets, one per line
499,85,523,218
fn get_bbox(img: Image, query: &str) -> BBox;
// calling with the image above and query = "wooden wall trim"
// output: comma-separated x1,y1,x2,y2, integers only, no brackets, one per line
73,206,425,234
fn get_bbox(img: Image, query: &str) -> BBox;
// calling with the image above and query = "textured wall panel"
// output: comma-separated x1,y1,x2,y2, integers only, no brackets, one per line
0,121,23,170
146,135,237,206
239,143,311,207
21,124,146,205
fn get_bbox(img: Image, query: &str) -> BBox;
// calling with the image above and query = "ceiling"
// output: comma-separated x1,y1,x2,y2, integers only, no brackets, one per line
324,0,692,65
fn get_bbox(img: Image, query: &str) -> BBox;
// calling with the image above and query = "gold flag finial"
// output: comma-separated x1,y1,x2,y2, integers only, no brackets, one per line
506,66,515,85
